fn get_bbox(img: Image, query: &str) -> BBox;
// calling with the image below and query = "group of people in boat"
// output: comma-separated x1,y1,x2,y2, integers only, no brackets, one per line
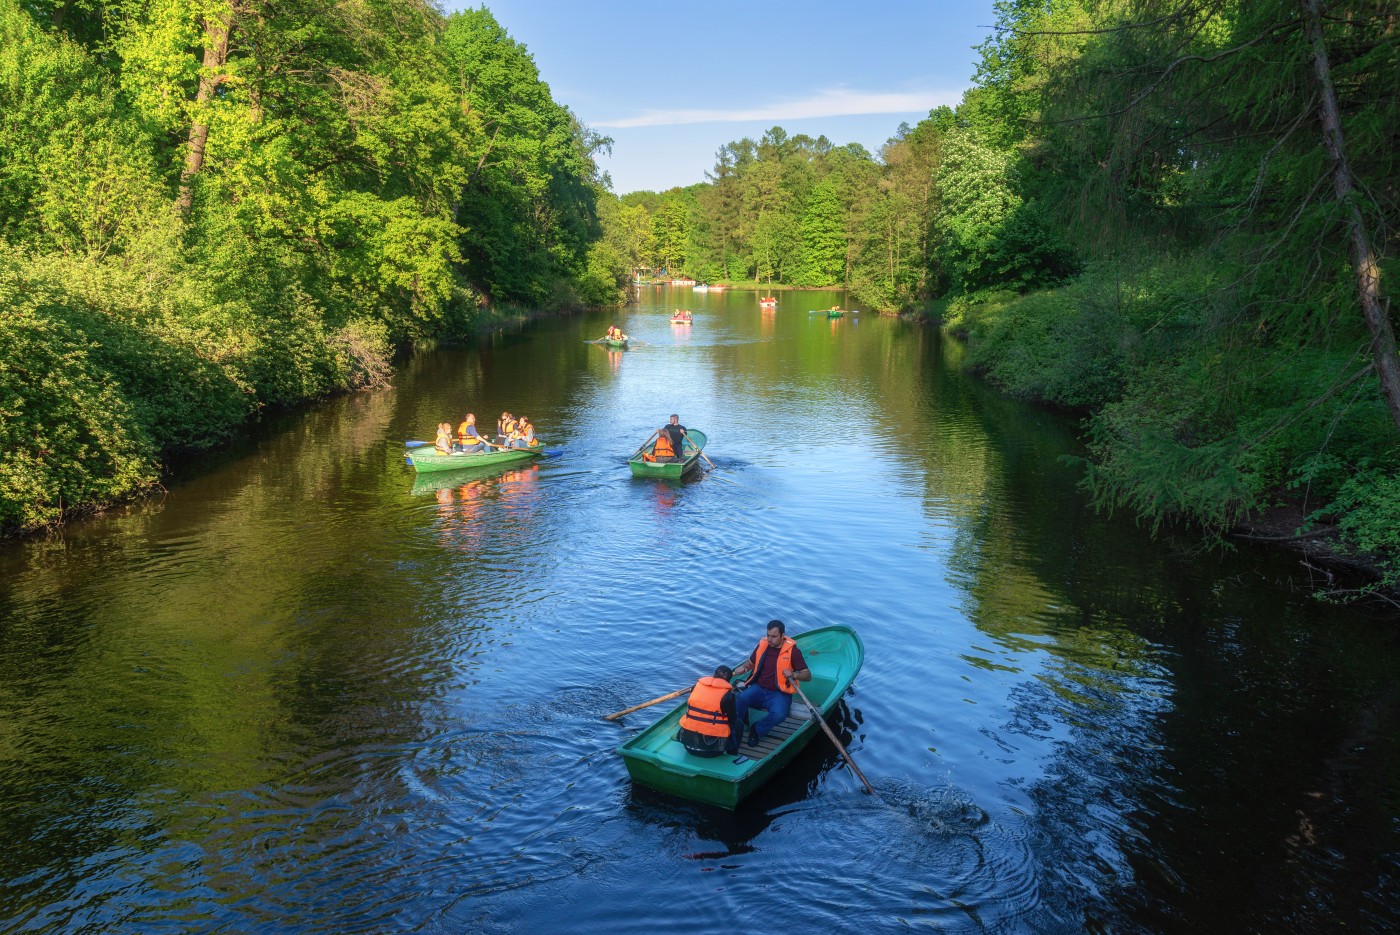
434,411,540,455
670,309,692,321
642,414,694,463
603,325,629,343
676,619,811,757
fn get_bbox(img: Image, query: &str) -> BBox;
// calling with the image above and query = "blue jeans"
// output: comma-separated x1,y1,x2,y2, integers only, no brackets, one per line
735,683,791,740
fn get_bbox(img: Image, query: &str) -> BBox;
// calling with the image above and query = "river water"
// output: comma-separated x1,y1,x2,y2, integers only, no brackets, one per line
1,287,1397,933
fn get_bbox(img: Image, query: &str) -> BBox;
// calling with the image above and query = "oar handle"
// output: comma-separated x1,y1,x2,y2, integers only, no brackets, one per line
603,686,688,721
792,681,876,795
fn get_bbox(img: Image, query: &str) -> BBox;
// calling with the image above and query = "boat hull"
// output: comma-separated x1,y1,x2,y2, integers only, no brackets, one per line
668,318,692,325
617,625,864,809
627,429,706,479
405,445,543,473
604,339,629,349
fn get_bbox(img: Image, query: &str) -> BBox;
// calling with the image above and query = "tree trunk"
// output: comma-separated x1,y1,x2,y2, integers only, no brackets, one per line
1302,0,1400,432
177,11,234,213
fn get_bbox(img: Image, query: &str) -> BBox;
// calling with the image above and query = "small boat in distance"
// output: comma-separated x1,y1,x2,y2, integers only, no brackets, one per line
670,277,696,286
617,624,865,809
628,428,707,479
693,284,709,293
759,296,777,307
709,284,726,291
668,312,693,324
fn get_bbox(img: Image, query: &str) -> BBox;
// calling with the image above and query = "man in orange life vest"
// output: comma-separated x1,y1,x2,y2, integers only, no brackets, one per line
732,620,810,748
676,665,739,756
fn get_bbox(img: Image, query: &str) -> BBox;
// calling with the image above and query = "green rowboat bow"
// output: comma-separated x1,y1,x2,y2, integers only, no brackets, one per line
617,624,865,809
404,444,543,473
627,428,707,479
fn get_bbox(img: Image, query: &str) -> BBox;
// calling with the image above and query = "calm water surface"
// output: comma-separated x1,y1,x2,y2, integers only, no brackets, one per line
1,288,1397,933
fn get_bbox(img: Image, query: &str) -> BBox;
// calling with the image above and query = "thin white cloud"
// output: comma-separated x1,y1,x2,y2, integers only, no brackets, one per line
596,87,961,128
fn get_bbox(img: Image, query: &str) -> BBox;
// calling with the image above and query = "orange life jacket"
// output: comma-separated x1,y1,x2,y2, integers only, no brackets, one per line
753,636,798,694
679,677,732,737
457,421,472,442
654,433,676,458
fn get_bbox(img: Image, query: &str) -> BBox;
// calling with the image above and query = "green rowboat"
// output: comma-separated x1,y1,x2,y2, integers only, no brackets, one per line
603,338,629,349
404,444,543,474
826,309,846,318
627,428,707,479
617,624,865,809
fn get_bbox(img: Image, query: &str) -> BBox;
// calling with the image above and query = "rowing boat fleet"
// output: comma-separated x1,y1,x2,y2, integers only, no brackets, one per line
403,313,867,809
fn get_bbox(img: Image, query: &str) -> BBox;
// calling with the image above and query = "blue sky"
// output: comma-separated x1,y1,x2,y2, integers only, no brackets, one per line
445,1,999,194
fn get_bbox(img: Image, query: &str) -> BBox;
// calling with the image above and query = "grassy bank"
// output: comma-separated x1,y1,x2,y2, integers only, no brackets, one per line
944,254,1400,601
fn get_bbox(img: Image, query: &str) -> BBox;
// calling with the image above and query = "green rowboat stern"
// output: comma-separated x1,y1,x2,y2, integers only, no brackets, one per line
616,624,864,809
627,428,707,479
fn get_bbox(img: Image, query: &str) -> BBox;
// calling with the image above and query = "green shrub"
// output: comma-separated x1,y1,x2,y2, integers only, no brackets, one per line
0,304,156,531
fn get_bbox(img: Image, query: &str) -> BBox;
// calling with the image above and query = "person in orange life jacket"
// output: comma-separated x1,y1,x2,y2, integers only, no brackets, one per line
456,413,491,453
676,665,740,757
732,620,810,748
649,427,678,462
496,412,515,446
509,416,538,448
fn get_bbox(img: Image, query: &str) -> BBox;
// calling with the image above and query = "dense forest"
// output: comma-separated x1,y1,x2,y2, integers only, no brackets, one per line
0,0,622,532
2,0,1397,599
605,0,1399,599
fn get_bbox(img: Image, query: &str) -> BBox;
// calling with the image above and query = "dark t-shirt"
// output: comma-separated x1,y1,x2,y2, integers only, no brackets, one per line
662,423,686,451
748,641,807,691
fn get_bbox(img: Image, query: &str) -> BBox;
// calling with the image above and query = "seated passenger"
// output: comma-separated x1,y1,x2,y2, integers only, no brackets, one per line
497,411,514,446
650,426,678,462
456,413,490,453
435,422,454,454
677,665,739,757
510,417,539,448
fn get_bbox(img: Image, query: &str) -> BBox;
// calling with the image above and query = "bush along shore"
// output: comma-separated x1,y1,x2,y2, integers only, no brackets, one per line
0,3,627,537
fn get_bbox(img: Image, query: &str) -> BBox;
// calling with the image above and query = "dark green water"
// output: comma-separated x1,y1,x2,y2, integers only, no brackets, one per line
1,287,1397,932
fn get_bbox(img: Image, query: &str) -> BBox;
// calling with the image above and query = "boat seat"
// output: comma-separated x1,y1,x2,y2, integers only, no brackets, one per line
736,705,816,761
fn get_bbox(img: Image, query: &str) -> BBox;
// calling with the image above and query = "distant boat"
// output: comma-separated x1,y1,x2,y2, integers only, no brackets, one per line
693,284,709,293
670,277,696,286
709,284,726,291
668,314,693,324
759,297,777,307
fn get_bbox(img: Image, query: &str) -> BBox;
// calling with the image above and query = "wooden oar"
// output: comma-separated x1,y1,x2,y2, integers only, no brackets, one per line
603,687,688,721
790,679,876,795
680,430,716,470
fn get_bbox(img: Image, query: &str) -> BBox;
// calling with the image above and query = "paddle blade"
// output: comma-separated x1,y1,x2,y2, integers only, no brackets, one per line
404,440,432,448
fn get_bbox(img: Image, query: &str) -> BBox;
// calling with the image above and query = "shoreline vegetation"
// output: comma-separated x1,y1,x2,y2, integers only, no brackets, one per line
0,3,627,537
3,2,1397,607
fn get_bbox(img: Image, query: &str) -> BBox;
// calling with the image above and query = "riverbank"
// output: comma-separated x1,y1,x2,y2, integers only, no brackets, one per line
0,252,587,539
935,266,1400,609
